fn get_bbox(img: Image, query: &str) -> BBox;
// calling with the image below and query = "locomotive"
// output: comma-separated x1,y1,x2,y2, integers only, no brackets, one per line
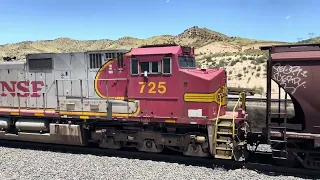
0,43,319,170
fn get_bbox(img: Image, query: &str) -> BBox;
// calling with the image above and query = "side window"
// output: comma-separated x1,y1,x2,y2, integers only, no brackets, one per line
162,58,171,74
131,58,139,75
139,62,161,74
117,53,123,68
140,62,149,72
89,53,102,69
151,62,160,73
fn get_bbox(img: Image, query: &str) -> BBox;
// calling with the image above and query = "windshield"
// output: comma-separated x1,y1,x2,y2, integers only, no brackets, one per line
178,56,196,69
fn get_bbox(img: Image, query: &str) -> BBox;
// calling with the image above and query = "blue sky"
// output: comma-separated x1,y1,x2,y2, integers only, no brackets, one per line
0,0,319,44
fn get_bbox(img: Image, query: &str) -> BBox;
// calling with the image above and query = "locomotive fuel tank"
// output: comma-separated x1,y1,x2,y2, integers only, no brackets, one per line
15,119,49,132
0,117,12,130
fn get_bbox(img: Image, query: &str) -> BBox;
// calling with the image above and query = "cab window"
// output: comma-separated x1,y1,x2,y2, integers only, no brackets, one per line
139,62,161,74
131,58,139,75
130,57,172,75
178,56,196,69
162,58,172,74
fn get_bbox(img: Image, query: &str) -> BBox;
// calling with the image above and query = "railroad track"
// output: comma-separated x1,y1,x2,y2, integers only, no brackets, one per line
0,140,318,179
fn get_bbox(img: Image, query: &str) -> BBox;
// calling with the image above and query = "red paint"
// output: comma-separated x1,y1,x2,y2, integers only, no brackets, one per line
31,81,45,97
95,45,227,124
0,81,44,97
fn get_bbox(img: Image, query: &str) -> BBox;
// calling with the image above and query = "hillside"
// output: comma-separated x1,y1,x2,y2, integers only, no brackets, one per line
0,26,293,93
299,36,320,44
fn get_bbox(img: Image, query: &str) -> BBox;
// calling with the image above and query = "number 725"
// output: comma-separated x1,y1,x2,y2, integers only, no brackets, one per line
139,81,167,94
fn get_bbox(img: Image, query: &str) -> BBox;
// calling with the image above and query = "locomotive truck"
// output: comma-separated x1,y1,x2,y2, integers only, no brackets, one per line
0,43,319,170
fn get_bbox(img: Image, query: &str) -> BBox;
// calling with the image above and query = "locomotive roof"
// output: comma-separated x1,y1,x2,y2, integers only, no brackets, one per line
130,46,181,56
25,49,129,56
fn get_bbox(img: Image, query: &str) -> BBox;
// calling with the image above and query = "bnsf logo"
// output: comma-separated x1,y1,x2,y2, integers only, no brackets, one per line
0,81,44,97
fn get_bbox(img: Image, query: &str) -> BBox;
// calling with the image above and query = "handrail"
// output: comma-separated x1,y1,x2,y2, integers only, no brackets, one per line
232,92,244,139
213,93,223,154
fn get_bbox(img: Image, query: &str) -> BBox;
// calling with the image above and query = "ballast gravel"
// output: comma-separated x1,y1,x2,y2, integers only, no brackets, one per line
0,146,310,180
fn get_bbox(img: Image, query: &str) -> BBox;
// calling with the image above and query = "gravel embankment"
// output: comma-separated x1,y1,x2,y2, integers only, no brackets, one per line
0,146,309,180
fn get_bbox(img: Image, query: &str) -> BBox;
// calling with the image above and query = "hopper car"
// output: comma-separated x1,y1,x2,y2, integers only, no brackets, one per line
0,43,319,170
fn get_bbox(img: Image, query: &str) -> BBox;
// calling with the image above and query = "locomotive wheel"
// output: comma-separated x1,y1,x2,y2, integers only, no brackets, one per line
183,144,209,157
137,140,163,153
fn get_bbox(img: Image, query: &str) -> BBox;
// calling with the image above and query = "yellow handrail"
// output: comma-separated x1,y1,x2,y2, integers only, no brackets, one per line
232,92,245,139
213,93,223,153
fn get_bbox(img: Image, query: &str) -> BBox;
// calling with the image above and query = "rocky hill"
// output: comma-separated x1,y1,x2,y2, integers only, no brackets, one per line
1,26,318,94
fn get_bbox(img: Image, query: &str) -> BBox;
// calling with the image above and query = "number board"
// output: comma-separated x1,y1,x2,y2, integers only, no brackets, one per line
139,81,167,94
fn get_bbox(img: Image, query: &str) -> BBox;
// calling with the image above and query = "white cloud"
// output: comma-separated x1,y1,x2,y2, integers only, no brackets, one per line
166,0,170,3
285,15,291,20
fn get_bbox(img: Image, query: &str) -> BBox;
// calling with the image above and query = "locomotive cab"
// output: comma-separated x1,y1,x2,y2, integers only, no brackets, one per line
121,44,228,121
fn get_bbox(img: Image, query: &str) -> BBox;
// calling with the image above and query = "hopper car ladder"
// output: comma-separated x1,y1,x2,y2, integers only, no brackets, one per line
268,91,288,160
213,93,245,159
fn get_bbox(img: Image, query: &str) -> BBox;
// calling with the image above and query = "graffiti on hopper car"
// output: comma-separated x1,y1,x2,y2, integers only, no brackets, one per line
272,63,307,94
0,81,45,97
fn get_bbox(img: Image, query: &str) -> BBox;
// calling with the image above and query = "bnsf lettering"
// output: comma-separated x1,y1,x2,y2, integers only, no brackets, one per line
0,81,45,97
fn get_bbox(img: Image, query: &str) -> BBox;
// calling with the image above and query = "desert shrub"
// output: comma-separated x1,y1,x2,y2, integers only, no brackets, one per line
241,56,247,60
257,66,261,71
256,73,260,77
237,73,243,78
230,59,240,66
229,70,233,75
216,59,228,68
253,86,264,94
205,56,213,62
256,56,266,64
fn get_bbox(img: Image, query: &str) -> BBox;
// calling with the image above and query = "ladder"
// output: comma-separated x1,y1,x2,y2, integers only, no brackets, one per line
269,92,288,159
213,116,234,159
213,93,244,159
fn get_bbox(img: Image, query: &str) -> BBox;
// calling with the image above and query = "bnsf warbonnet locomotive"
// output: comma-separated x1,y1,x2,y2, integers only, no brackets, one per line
0,44,247,160
1,43,320,170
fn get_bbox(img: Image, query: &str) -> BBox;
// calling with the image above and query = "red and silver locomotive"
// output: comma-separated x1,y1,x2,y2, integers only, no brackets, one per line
0,44,247,160
1,42,320,170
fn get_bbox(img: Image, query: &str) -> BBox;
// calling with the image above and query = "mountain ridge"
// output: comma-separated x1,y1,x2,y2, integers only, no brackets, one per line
0,26,292,60
0,26,318,94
